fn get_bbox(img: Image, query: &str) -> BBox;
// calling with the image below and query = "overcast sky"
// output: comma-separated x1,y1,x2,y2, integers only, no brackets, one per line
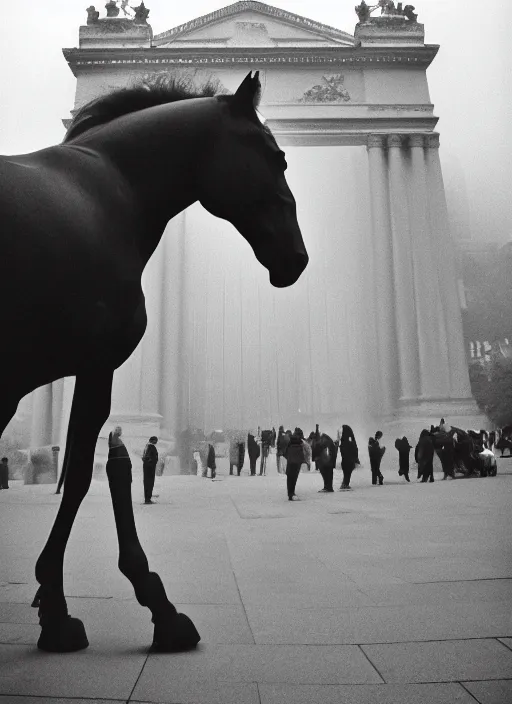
1,0,510,243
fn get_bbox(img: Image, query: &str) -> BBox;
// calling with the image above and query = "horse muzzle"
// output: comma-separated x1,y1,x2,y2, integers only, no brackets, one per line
268,251,309,288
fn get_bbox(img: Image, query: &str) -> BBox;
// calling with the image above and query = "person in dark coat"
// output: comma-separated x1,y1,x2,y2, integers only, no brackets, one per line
0,457,9,489
106,425,132,488
338,425,359,491
259,429,273,475
416,429,435,482
314,433,336,492
394,436,412,482
440,435,456,479
142,436,158,504
207,443,217,479
284,428,306,500
247,431,260,476
368,431,385,485
229,436,245,476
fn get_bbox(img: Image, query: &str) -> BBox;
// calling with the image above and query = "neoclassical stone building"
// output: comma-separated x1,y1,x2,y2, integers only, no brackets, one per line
6,1,486,470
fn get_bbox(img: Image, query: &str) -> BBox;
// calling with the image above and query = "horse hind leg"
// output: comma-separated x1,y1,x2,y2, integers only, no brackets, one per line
106,451,200,651
34,370,113,652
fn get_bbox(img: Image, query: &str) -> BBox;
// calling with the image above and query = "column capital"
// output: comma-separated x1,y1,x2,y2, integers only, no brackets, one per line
387,134,403,148
426,133,440,149
409,134,426,148
367,134,387,149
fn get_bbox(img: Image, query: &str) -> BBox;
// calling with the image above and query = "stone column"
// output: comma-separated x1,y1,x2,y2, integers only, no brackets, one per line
57,376,76,474
30,384,53,448
408,134,451,398
383,133,487,439
140,239,165,421
367,134,398,415
26,383,55,485
387,134,420,402
425,134,473,399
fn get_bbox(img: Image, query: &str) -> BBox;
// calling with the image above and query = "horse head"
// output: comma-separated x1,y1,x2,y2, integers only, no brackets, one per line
198,71,308,288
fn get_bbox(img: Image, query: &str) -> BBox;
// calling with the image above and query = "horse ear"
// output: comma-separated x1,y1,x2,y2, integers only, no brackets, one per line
233,71,261,110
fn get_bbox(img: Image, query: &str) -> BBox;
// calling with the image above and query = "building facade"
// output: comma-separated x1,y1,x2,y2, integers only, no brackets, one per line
4,1,487,471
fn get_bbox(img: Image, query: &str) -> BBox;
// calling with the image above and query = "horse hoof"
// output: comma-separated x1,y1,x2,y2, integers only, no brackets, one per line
152,612,201,652
37,616,89,652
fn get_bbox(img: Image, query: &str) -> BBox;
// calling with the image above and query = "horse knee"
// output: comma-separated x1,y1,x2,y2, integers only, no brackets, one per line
118,545,149,582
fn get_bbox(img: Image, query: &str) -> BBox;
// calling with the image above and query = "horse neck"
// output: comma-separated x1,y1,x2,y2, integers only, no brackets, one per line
73,99,218,264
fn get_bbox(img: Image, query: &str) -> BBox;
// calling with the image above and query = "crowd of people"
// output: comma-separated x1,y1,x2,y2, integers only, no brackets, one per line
100,420,510,505
199,419,507,502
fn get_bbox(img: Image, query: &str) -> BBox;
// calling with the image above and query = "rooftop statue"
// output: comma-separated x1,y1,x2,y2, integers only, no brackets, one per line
133,1,150,24
355,0,418,22
403,5,418,21
86,5,100,23
105,0,120,17
355,0,371,22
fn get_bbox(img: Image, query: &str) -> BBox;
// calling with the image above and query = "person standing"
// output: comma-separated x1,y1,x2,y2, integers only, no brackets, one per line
394,436,412,482
368,431,385,485
276,426,289,474
142,436,158,504
207,443,217,479
106,425,132,486
0,457,9,489
259,430,273,475
302,434,312,471
229,436,244,476
229,437,238,476
416,429,435,482
440,434,456,480
247,431,260,476
315,433,336,492
338,425,359,490
284,428,306,501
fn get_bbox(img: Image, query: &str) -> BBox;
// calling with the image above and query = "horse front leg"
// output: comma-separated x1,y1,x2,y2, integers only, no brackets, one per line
106,450,200,651
33,370,113,652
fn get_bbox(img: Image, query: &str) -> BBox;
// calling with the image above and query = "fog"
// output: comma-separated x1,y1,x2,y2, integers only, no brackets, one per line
1,0,510,244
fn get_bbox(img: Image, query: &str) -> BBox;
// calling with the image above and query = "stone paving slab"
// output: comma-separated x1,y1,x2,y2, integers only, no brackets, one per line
497,637,512,651
244,601,512,644
360,579,512,606
0,644,146,699
133,644,383,693
361,639,512,683
258,682,477,704
134,680,260,704
462,679,512,704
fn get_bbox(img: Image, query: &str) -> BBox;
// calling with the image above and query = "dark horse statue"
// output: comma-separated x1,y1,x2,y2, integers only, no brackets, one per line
0,71,308,653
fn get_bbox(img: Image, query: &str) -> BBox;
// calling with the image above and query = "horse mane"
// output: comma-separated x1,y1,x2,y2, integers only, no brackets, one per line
64,72,257,143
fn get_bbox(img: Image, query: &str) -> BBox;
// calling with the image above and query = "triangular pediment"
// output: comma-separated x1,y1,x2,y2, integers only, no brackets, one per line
153,1,354,49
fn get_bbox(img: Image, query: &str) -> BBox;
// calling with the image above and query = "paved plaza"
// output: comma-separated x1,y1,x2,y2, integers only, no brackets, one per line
1,453,511,704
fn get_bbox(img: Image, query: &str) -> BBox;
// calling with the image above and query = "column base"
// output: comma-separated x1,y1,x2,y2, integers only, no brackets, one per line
93,413,163,480
383,398,490,441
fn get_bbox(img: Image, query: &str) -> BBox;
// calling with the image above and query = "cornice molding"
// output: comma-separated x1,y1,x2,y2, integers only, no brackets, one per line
152,1,354,46
62,44,439,75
